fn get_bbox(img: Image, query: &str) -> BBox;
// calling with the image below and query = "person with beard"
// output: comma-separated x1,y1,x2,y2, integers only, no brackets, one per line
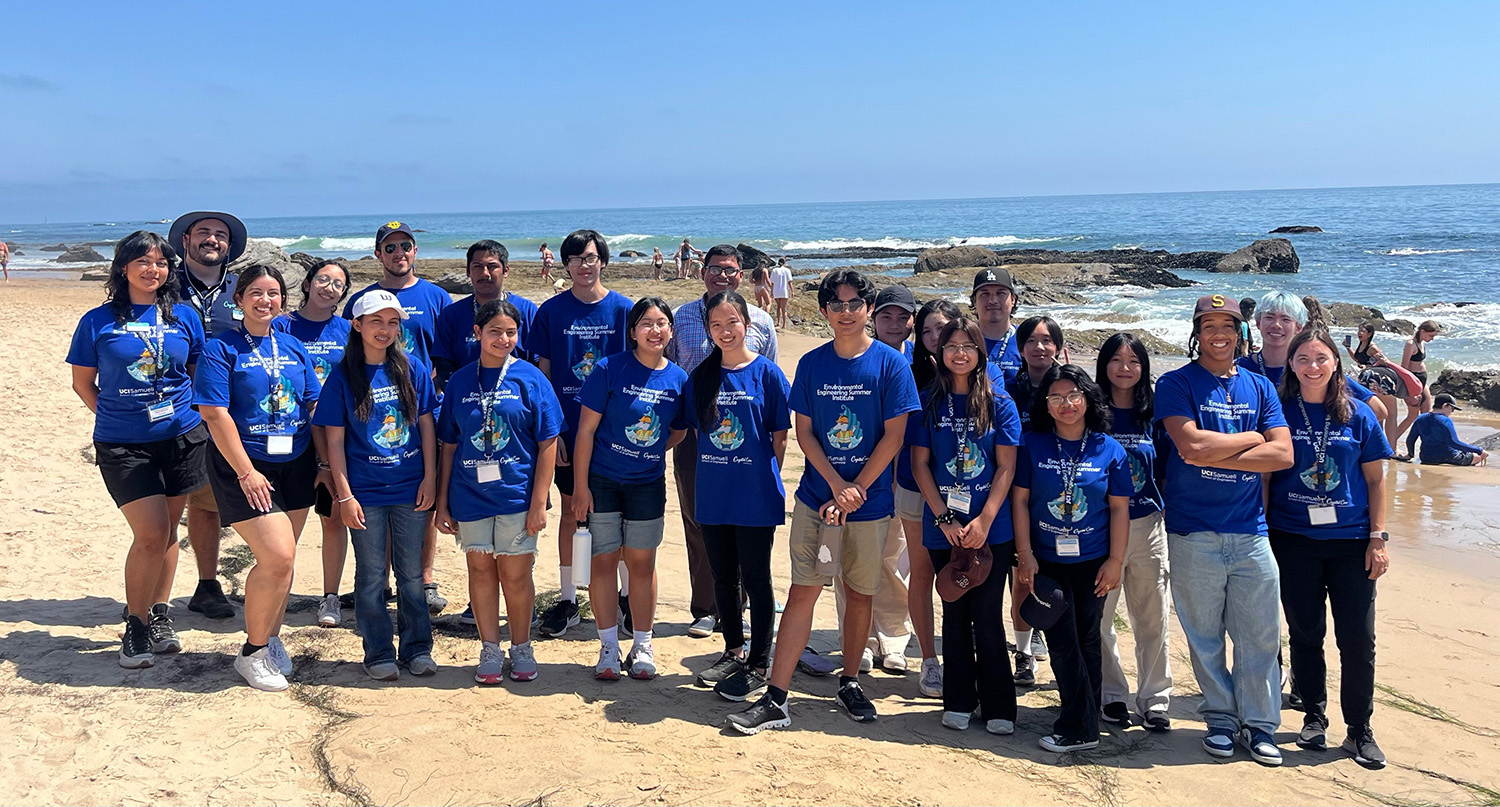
170,210,249,622
970,269,1023,386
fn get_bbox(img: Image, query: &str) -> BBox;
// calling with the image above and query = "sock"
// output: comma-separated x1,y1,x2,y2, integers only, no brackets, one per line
1014,629,1033,655
482,640,501,651
618,561,630,596
768,685,789,705
241,641,267,657
560,566,576,602
598,625,619,649
633,629,652,649
324,591,337,598
510,640,529,651
839,675,857,688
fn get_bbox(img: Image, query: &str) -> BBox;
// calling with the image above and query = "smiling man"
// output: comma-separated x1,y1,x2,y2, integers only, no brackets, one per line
1238,291,1387,424
433,240,538,388
970,269,1022,385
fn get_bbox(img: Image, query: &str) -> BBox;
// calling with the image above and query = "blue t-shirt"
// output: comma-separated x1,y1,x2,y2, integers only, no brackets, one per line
194,329,322,462
433,292,539,369
1407,412,1483,464
577,352,689,484
273,311,351,388
789,340,922,520
530,290,634,447
908,391,1023,549
896,361,1005,490
1155,362,1288,536
438,358,565,521
67,303,205,443
1107,406,1166,519
341,279,451,368
1268,398,1391,539
1007,373,1042,432
985,327,1022,386
1015,431,1134,564
684,356,793,527
1237,353,1376,403
312,360,439,506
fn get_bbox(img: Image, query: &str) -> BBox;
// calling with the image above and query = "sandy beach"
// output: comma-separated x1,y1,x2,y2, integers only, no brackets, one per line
3,277,1499,807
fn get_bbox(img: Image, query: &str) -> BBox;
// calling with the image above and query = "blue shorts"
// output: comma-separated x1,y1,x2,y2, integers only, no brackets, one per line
587,472,666,555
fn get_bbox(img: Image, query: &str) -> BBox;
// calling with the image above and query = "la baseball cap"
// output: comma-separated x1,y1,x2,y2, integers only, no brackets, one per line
350,289,409,320
971,268,1014,294
874,285,917,314
1193,293,1245,322
375,220,416,244
1434,393,1462,410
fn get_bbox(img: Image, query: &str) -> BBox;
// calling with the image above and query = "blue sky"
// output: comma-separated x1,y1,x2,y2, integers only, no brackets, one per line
2,1,1497,222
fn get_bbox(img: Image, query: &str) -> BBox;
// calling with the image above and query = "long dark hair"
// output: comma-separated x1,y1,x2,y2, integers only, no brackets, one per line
232,264,288,312
106,230,182,326
1280,326,1352,425
691,291,752,431
341,313,419,424
1095,332,1154,423
627,296,673,349
924,317,995,436
299,260,350,308
912,299,962,393
1029,364,1112,435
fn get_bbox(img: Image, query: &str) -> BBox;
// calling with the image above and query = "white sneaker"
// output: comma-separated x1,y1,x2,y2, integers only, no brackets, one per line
860,647,874,673
918,657,943,698
941,711,971,730
267,636,293,676
475,642,505,685
235,648,289,692
317,594,341,627
986,718,1015,735
595,644,623,680
881,652,909,674
688,615,716,638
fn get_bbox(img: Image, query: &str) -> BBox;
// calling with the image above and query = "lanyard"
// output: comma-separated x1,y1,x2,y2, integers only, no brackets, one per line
947,393,972,482
1056,431,1091,522
240,329,285,417
1295,395,1334,492
479,357,516,459
185,270,229,326
129,308,168,400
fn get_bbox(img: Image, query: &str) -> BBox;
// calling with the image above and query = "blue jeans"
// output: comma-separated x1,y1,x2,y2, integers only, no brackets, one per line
1168,530,1282,735
350,503,433,666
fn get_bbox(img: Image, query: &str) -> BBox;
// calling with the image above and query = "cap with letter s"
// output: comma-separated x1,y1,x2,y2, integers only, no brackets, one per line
1193,293,1245,322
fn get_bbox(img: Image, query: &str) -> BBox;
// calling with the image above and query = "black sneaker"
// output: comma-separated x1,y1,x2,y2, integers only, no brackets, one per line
1297,714,1328,750
716,665,768,702
727,694,791,735
1143,712,1172,732
148,603,182,654
837,679,878,723
619,594,633,633
1341,725,1387,769
1101,701,1131,726
537,600,580,638
119,615,155,669
697,649,746,687
1013,652,1036,687
187,579,235,620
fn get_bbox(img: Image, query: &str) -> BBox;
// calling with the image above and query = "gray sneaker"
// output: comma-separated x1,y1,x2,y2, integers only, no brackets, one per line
1030,631,1048,660
317,594,341,628
508,642,538,682
267,636,293,676
365,661,399,681
406,654,439,676
475,642,505,685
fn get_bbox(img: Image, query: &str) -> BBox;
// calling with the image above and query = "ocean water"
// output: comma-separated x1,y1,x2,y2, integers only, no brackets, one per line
7,183,1499,369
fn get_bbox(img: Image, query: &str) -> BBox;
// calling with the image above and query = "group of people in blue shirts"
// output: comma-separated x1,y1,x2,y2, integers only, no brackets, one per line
73,215,1455,773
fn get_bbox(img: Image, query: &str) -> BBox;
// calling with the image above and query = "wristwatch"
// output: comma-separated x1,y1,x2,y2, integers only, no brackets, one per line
1369,530,1390,542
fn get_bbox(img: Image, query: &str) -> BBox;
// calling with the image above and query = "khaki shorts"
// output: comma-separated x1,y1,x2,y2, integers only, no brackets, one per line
893,482,923,522
187,480,218,512
788,500,890,595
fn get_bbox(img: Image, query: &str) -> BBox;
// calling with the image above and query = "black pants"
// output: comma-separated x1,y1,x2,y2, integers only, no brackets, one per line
1269,530,1377,729
930,544,1016,721
701,524,776,670
1038,555,1108,742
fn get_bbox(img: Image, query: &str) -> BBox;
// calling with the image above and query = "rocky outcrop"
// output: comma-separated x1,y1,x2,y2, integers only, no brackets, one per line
1318,302,1415,334
1476,431,1500,452
39,243,66,252
1412,301,1483,311
433,273,474,294
619,250,646,258
1211,238,1299,274
80,268,110,282
1434,370,1500,411
227,238,299,278
913,245,1241,275
736,243,776,273
1067,329,1182,356
914,245,1004,274
1270,225,1323,234
289,252,325,273
57,244,107,263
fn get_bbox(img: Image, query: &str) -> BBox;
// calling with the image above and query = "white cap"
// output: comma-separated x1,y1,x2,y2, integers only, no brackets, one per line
351,289,409,320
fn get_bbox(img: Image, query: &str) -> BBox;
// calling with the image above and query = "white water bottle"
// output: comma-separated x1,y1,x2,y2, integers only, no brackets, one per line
571,527,593,587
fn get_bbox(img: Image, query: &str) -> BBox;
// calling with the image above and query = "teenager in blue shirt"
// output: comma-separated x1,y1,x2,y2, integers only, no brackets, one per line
1267,326,1393,769
1094,333,1174,732
1014,364,1133,753
315,290,440,681
68,231,208,669
684,291,792,702
1404,394,1489,466
433,240,538,387
1239,292,1388,424
530,229,634,637
1156,294,1294,765
435,300,564,686
971,269,1022,384
194,265,322,693
275,260,353,628
910,317,1023,735
573,297,688,681
728,269,920,734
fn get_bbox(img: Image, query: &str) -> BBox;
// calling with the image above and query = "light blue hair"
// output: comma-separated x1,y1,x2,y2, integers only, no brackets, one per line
1256,290,1307,326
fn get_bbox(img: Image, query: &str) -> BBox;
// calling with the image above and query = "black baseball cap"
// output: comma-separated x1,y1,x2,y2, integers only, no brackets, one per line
971,268,1014,294
1434,393,1462,410
375,220,416,244
874,285,917,314
1018,574,1067,632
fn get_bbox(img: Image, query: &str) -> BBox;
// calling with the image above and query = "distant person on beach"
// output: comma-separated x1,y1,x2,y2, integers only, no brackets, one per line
1358,343,1424,448
1345,322,1377,367
435,299,563,685
539,243,555,282
193,264,322,692
1156,293,1293,766
170,210,250,623
529,229,634,638
970,269,1023,385
1404,394,1489,466
727,269,919,734
676,238,703,280
1401,320,1440,410
751,265,773,311
68,231,207,668
770,258,793,329
1268,326,1393,770
314,290,440,682
275,261,352,628
433,241,538,391
651,247,665,281
1240,292,1387,426
1238,298,1257,357
0,240,9,281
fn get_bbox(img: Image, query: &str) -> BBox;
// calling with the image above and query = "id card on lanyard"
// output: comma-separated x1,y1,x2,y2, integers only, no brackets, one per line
1297,396,1338,525
476,357,515,482
127,315,174,422
1055,432,1089,556
945,394,973,514
243,329,294,454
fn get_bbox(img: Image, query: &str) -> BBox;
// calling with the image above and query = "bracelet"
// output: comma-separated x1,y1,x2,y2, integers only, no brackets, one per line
337,495,355,504
316,461,330,470
933,510,957,526
236,471,253,482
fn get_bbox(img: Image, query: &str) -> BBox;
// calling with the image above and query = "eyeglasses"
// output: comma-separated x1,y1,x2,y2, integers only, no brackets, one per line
1045,391,1087,407
312,275,346,291
824,299,868,314
382,241,415,255
565,255,602,268
941,343,980,355
704,264,741,277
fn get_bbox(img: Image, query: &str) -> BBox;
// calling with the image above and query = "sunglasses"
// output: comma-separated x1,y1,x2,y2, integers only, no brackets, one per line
382,241,415,255
824,299,868,314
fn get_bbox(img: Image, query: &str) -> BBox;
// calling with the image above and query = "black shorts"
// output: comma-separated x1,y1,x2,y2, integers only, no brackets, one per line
588,472,667,520
95,422,211,507
555,464,576,497
206,441,318,527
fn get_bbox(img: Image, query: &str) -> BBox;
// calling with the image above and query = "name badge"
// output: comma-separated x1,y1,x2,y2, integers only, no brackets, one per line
231,306,245,321
266,435,294,455
1308,505,1337,526
476,460,501,483
147,400,175,422
1056,535,1081,557
125,321,152,333
946,488,972,515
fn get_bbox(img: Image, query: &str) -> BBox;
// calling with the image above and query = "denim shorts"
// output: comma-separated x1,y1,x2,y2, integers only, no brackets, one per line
588,472,666,555
456,511,538,556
